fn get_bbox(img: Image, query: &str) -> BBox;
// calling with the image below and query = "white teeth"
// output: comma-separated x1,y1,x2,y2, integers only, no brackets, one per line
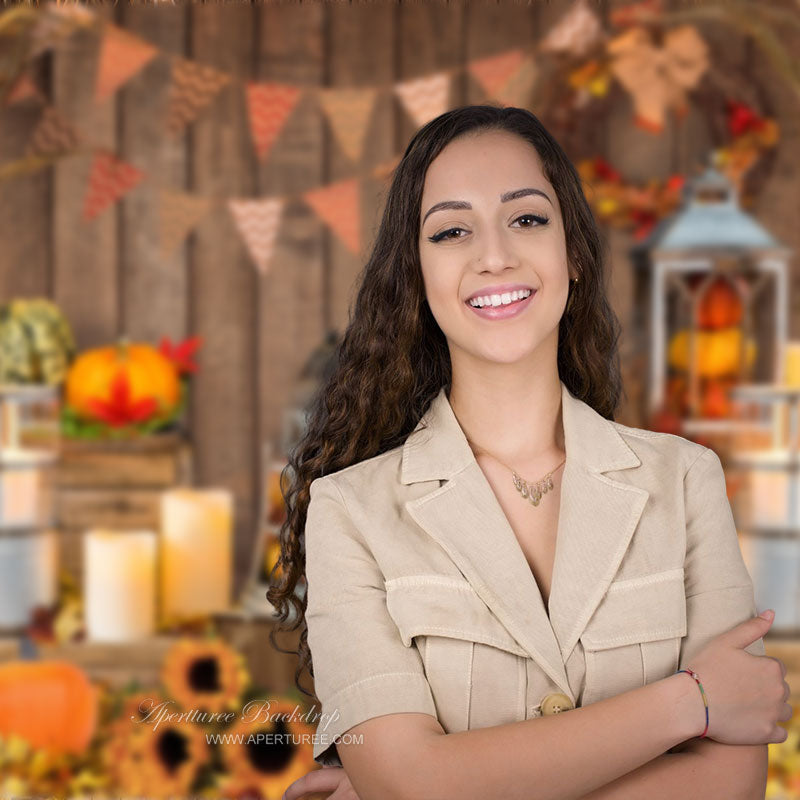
468,289,532,308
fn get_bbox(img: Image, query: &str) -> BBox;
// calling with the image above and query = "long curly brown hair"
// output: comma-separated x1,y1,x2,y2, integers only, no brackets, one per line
266,104,624,698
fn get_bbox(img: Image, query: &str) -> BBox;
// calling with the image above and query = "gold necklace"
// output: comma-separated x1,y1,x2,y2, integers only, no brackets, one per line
468,440,566,507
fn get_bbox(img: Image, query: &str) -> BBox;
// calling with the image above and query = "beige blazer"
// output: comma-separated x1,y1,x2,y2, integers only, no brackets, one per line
304,380,765,767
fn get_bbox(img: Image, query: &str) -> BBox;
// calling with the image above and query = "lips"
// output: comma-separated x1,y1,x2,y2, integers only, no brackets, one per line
466,289,536,321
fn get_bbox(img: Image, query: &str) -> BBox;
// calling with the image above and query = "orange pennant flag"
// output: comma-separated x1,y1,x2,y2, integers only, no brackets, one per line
469,50,525,99
494,56,538,108
303,178,360,256
317,88,378,163
82,151,144,222
94,23,159,103
245,81,302,161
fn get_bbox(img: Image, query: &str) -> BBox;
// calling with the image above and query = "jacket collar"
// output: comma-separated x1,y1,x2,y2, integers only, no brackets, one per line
400,380,649,701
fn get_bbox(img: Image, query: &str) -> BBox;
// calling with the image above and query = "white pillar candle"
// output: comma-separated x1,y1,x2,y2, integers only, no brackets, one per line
160,488,233,621
84,529,157,641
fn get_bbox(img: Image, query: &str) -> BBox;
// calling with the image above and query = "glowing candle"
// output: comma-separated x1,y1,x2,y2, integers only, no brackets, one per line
160,488,233,621
84,529,157,641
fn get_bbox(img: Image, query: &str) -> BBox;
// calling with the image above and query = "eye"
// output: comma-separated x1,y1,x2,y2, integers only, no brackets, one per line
512,213,550,228
427,227,467,243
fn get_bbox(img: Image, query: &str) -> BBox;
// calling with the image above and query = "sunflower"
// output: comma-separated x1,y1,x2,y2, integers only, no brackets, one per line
217,698,317,800
103,711,208,799
161,636,249,714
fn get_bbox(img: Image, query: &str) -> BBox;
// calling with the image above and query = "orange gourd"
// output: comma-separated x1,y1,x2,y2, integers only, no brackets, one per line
698,278,743,329
65,338,180,422
0,660,98,754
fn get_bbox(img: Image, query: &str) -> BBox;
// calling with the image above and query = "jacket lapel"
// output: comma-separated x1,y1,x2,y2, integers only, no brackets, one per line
401,380,649,700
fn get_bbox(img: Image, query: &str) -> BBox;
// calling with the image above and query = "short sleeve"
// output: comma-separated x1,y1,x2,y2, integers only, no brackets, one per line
304,476,438,767
678,446,765,672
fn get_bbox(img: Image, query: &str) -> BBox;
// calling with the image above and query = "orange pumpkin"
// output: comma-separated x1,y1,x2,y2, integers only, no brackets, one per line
65,338,180,422
697,278,743,329
0,660,98,754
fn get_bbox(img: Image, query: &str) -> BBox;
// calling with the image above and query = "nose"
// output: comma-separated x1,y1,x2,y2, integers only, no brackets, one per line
474,226,521,273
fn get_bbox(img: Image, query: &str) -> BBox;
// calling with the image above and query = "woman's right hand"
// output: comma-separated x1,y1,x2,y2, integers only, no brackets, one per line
683,609,792,745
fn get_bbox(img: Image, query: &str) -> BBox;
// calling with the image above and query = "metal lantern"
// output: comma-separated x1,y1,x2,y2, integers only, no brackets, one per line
0,383,60,630
630,164,792,437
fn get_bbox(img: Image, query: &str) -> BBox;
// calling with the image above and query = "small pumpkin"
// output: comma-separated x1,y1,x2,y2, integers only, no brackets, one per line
0,660,98,755
697,278,743,329
668,327,756,378
64,337,180,424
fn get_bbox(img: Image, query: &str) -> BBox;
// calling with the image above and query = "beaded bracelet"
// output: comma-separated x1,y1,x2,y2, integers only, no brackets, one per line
675,668,709,738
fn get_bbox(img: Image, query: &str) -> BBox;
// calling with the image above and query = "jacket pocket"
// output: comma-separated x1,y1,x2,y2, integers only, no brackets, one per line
580,568,687,705
385,576,528,732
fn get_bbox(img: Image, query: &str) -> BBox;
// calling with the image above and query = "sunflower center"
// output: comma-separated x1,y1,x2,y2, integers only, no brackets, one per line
157,729,190,775
247,719,293,773
188,656,222,692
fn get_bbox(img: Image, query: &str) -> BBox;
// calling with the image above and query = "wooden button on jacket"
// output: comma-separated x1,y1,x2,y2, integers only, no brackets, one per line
303,380,765,767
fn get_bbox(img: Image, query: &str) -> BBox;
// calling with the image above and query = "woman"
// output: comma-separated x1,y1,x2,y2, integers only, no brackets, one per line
270,105,791,800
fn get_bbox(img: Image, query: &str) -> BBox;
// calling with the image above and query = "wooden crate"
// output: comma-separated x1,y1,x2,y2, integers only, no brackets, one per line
36,635,178,688
54,432,193,590
213,609,305,696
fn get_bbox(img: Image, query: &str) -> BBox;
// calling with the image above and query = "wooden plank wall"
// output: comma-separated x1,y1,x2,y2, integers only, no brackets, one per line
1,1,798,594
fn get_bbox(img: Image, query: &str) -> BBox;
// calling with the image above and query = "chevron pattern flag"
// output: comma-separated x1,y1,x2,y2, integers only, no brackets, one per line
246,81,302,161
494,55,538,108
166,57,231,137
159,189,211,260
469,50,525,99
228,197,284,276
82,151,145,222
94,23,159,103
26,106,81,157
394,72,450,128
317,87,378,163
302,178,360,256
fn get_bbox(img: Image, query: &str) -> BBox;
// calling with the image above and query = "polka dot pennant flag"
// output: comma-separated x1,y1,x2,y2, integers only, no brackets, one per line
165,57,231,137
227,197,285,276
317,87,378,163
82,151,145,222
394,72,451,128
245,81,302,162
94,22,159,103
302,178,360,256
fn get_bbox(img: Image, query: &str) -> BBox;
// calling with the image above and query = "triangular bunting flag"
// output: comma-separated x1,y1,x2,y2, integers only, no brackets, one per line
94,22,159,103
371,154,401,182
159,189,211,260
228,197,284,276
166,57,231,137
495,55,538,107
5,73,43,106
245,81,301,161
540,0,606,58
394,72,450,127
317,88,378,163
469,50,525,99
82,151,145,222
303,178,360,256
26,106,81,157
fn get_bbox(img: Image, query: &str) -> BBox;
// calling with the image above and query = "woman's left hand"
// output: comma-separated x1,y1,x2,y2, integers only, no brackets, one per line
282,765,361,800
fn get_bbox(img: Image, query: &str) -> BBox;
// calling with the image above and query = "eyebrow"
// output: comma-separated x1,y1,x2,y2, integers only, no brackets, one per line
422,187,553,225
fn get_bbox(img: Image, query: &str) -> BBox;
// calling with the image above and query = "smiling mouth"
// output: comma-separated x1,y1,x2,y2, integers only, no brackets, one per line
466,288,534,309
